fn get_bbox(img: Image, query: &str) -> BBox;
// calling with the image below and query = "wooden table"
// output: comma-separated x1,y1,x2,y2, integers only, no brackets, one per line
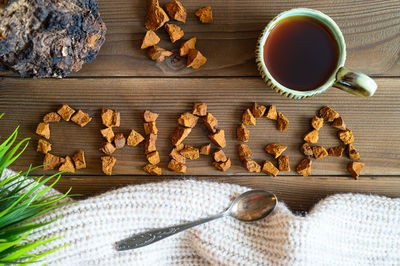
1,0,400,212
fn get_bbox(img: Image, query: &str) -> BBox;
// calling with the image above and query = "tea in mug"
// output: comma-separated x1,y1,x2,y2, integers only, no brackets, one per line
264,16,340,91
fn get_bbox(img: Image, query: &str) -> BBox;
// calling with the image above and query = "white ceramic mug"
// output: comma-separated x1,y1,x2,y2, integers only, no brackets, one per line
256,8,377,99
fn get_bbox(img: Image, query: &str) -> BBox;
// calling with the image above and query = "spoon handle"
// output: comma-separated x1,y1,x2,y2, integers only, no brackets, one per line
115,213,225,251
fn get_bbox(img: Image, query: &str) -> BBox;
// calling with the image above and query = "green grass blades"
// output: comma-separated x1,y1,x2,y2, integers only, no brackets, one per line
0,114,71,264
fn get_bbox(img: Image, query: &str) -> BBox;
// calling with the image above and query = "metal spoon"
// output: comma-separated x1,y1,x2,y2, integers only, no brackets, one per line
115,189,277,251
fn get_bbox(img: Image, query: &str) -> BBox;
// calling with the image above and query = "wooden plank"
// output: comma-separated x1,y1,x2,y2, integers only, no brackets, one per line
1,0,400,77
48,0,400,77
0,77,399,176
51,175,400,212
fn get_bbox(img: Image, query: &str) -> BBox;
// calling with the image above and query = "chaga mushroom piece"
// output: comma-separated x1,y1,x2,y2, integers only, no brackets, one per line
278,155,290,172
311,116,324,130
37,139,52,154
195,6,213,23
180,37,196,56
127,129,145,146
168,159,187,173
145,0,170,31
141,30,160,49
43,153,63,170
187,49,207,69
213,158,231,172
146,151,160,165
178,112,199,128
180,145,200,160
169,147,186,164
100,142,116,155
101,108,120,128
72,150,86,169
43,112,61,123
303,129,319,144
0,0,106,78
143,110,159,122
100,127,115,143
338,129,354,145
208,129,226,148
328,146,344,157
36,122,50,139
71,110,92,127
114,133,126,149
238,144,253,160
144,134,157,154
265,105,277,120
144,122,158,135
262,161,279,177
192,102,207,116
213,149,227,162
276,112,289,132
296,158,312,177
170,127,191,146
331,117,346,130
300,143,313,156
59,156,75,173
57,105,75,121
312,146,328,159
242,109,256,126
252,103,266,118
165,23,184,43
199,143,211,156
319,106,339,122
164,0,187,23
243,159,261,173
101,156,116,176
347,161,364,179
143,163,162,176
265,144,287,158
348,143,360,160
237,124,250,142
203,113,218,133
147,46,173,62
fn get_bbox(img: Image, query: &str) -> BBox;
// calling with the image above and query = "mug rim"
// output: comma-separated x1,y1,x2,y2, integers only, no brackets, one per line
256,8,347,98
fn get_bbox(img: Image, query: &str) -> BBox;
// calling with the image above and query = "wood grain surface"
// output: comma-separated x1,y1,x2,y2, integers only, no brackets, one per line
1,0,400,211
77,0,400,77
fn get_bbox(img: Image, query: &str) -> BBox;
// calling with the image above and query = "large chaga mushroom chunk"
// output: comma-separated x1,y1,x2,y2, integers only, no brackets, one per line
0,0,106,77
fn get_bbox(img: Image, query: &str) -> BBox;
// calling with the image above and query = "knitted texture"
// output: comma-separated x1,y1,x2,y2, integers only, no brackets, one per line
2,169,400,265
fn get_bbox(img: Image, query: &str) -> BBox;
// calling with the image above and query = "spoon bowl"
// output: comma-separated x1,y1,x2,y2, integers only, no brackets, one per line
228,190,278,221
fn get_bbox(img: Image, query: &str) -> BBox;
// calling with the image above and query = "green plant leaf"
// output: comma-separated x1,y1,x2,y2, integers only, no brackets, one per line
0,116,72,264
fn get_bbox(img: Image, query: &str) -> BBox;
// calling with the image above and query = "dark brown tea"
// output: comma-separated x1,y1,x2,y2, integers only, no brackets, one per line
264,16,339,91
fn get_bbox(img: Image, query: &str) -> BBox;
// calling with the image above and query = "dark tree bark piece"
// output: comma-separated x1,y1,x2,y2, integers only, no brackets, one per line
0,0,106,78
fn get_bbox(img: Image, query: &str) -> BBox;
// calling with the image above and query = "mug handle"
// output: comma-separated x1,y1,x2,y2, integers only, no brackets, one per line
333,66,377,96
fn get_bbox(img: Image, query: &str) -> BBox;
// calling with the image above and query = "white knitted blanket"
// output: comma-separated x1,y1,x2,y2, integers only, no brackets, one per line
3,169,400,265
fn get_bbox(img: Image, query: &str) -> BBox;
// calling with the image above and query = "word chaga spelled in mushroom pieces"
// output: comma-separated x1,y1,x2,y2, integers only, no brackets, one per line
33,104,364,179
